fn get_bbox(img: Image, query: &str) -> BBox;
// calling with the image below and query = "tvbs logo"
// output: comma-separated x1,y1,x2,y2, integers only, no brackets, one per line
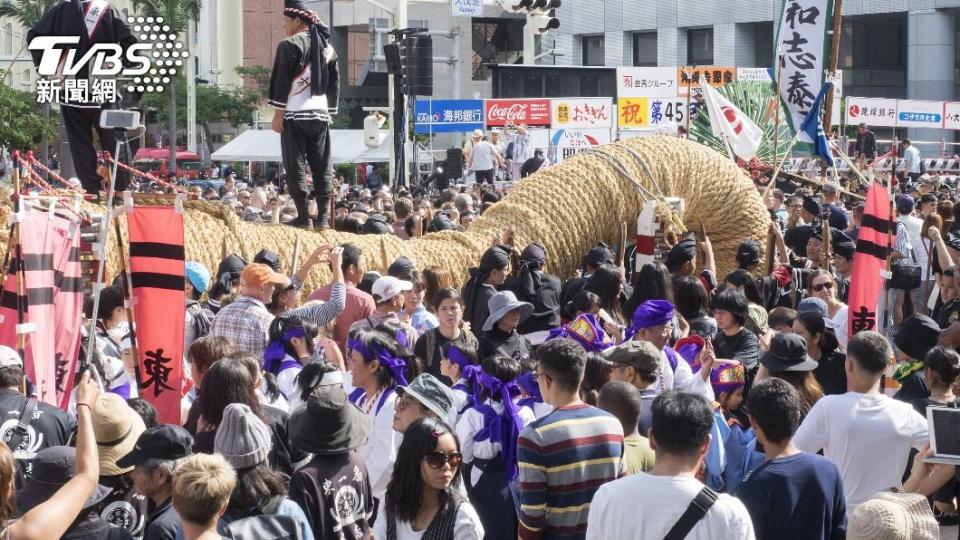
29,36,151,77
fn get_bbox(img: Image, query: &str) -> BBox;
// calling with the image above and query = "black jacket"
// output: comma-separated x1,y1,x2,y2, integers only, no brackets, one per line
479,328,532,364
0,389,76,488
855,130,877,159
268,28,340,116
504,272,561,334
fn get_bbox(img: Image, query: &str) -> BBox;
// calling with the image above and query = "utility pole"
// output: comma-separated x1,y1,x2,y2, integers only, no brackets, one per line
523,13,535,65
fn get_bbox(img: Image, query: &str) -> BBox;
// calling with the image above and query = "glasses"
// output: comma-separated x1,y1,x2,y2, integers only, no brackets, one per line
424,451,463,470
812,281,835,292
395,394,416,411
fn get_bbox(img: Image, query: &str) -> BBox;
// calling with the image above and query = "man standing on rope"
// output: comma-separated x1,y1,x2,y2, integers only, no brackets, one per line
27,0,138,198
268,0,340,229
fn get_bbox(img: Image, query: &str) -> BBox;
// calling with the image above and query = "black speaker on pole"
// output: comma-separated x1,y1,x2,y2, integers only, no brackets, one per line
403,35,433,96
445,148,463,180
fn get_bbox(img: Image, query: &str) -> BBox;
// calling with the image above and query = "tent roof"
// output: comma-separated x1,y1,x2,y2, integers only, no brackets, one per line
211,129,389,163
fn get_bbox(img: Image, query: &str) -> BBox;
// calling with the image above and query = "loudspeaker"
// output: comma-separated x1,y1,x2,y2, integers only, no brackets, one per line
403,35,433,96
383,43,402,76
446,148,463,179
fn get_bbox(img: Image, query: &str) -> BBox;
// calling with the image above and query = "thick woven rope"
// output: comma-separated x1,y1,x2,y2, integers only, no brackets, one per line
0,136,769,292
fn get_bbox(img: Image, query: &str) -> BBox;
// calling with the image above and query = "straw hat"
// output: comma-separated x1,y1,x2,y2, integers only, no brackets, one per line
93,393,146,476
848,491,938,540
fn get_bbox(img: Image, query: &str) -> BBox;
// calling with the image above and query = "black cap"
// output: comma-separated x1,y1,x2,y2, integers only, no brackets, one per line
387,256,416,280
802,195,821,216
585,242,614,267
16,447,110,512
760,333,818,372
831,229,856,259
890,315,941,361
736,239,761,268
254,249,282,272
115,425,194,469
362,214,392,235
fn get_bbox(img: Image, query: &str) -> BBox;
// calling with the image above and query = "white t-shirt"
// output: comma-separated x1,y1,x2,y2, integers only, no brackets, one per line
372,502,485,540
827,304,849,350
794,391,928,509
357,388,401,502
469,141,497,171
456,399,536,487
585,474,755,540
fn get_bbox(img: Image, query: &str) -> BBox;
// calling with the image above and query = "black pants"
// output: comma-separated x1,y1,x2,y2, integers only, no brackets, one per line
474,169,494,185
468,458,518,539
280,118,333,209
61,105,130,195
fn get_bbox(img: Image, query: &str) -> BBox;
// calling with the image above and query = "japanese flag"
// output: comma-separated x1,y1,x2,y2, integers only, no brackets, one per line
700,80,763,161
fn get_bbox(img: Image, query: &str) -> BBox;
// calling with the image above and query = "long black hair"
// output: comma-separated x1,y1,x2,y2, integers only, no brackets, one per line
479,355,521,403
724,269,764,306
198,359,266,427
227,462,287,517
585,263,624,324
623,261,673,321
268,315,319,359
384,417,461,524
795,311,840,357
673,275,710,321
296,360,340,403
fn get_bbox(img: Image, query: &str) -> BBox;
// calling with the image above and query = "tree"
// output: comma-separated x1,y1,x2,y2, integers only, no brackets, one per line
131,0,201,172
142,73,259,155
0,81,55,150
235,65,270,100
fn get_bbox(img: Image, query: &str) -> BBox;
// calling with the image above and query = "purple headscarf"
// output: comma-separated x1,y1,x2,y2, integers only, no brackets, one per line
625,299,674,340
347,338,409,387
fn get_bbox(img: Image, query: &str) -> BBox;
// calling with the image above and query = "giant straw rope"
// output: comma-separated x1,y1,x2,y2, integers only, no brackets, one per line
0,136,769,293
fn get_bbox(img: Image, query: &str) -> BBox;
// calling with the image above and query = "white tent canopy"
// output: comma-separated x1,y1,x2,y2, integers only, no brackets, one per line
211,129,389,163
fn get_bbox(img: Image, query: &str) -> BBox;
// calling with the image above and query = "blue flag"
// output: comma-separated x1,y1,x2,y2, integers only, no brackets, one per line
798,82,835,166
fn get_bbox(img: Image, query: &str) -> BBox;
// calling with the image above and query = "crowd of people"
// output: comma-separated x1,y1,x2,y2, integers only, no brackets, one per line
3,160,960,540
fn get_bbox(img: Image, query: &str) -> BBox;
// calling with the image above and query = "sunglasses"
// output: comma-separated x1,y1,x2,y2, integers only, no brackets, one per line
812,281,834,292
424,451,463,470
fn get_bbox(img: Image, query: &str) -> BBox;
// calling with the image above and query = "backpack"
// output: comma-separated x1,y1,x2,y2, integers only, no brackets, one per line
187,300,214,339
224,496,301,540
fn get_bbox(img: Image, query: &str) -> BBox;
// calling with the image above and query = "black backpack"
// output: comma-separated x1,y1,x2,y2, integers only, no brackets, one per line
187,300,214,339
224,496,301,540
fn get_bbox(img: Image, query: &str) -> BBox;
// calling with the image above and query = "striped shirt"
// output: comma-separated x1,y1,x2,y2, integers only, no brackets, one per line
517,403,624,540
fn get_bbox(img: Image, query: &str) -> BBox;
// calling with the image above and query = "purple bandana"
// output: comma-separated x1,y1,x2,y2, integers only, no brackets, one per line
263,327,307,374
472,371,524,481
547,313,610,353
626,299,674,340
348,338,409,387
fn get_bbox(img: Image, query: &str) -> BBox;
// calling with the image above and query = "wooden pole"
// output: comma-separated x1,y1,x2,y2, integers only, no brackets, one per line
10,153,26,360
773,52,782,184
113,219,143,389
822,0,843,136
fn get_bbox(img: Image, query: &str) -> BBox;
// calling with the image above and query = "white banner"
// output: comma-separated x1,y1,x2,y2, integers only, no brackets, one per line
776,0,832,134
895,99,944,129
616,67,679,98
550,98,614,129
945,102,960,131
846,97,898,127
550,128,611,163
450,0,482,16
737,68,772,83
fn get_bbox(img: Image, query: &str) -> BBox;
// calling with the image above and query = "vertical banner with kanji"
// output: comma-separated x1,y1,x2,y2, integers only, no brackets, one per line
775,0,832,136
127,206,185,424
0,212,81,406
848,182,892,339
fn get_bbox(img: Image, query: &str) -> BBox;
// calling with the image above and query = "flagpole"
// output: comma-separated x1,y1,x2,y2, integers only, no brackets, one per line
765,131,804,199
773,52,783,186
822,0,844,137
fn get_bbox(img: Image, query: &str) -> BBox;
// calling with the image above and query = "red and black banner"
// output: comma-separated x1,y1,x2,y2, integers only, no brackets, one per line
848,182,893,339
0,212,83,406
128,206,185,424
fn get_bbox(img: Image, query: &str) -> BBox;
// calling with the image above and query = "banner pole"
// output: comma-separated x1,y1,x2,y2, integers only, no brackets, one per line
822,0,843,136
10,153,26,361
114,218,143,389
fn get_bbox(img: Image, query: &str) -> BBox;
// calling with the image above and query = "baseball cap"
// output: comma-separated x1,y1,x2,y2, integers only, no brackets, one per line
602,341,660,373
0,346,22,368
240,263,289,289
115,425,194,469
371,276,413,303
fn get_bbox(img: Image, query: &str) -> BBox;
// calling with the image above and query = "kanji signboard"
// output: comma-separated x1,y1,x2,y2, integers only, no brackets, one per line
616,67,678,98
414,99,484,134
551,98,613,129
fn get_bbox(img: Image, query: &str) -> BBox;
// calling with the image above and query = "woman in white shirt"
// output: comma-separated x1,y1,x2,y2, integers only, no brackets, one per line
455,355,536,540
347,327,417,504
374,417,484,540
440,343,480,420
807,269,849,350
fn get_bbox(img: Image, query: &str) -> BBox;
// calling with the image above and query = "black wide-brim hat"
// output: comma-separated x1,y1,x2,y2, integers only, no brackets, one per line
16,447,111,513
289,385,370,455
890,314,941,361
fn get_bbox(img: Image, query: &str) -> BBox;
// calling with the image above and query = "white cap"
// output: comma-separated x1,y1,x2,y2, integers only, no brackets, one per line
0,346,23,368
472,129,483,137
371,276,413,303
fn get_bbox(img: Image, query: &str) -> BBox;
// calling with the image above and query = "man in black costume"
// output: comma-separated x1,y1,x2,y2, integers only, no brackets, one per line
28,0,139,197
268,0,340,228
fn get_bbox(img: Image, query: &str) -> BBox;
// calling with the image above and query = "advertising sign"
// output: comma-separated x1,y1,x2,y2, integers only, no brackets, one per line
484,98,551,127
896,99,944,129
550,98,613,129
414,99,484,134
617,97,689,128
944,102,960,131
846,97,898,128
450,0,482,16
616,67,679,98
550,129,612,163
678,66,736,89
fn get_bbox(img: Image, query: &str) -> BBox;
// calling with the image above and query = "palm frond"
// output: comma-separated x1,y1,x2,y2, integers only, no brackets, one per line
131,0,201,34
0,0,58,29
688,81,793,166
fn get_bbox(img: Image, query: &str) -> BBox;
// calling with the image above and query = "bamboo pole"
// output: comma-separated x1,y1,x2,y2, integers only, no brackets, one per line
113,219,143,390
822,0,844,136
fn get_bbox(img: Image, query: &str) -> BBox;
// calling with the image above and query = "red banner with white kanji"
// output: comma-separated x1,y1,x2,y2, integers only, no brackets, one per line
127,206,184,424
848,182,892,338
0,211,82,406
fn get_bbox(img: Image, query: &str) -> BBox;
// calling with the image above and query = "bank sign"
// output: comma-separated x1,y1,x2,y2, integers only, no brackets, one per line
414,99,484,133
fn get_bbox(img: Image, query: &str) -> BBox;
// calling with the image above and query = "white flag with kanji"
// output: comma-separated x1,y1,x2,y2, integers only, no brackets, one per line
701,81,763,161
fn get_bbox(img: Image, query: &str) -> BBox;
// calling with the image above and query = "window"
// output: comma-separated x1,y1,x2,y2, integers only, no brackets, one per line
752,22,773,67
687,27,713,65
839,13,906,96
472,18,524,80
581,35,604,66
2,23,12,56
632,32,657,67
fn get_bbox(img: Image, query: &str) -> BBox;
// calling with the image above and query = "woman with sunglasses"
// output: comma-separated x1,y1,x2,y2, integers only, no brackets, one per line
793,311,847,396
806,269,849,350
375,417,484,540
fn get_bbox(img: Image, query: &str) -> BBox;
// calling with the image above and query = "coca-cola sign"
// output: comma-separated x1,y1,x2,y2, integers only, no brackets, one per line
484,99,551,127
